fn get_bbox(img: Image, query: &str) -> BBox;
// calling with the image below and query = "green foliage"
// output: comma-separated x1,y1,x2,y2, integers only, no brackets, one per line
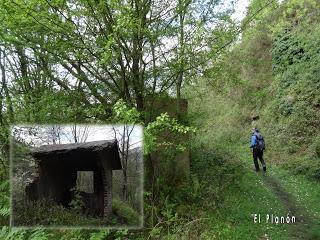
309,226,320,240
190,149,242,208
0,180,10,225
144,112,196,155
112,99,195,155
87,229,129,240
28,229,53,240
271,166,320,237
89,230,111,240
11,196,140,228
12,199,100,226
112,99,142,124
69,188,85,214
0,227,27,240
205,0,320,180
212,163,290,240
1,0,319,239
112,198,140,226
265,3,320,179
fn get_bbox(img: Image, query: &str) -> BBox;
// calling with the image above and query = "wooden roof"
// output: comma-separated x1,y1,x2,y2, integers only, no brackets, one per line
31,140,122,170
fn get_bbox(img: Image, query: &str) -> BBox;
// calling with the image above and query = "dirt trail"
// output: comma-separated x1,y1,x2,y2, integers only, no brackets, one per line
261,174,317,239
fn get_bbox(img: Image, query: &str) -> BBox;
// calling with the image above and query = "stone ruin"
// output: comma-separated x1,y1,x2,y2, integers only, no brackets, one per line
25,140,122,218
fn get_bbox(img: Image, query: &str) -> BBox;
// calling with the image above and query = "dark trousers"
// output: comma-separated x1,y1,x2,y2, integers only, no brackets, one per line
253,148,266,171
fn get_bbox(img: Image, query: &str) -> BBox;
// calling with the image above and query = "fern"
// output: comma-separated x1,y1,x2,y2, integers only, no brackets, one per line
0,207,10,217
0,180,9,191
59,229,85,240
0,226,10,239
89,230,111,240
0,180,10,221
1,228,27,240
29,229,53,240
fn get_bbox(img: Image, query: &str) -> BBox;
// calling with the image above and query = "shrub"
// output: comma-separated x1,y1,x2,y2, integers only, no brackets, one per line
12,199,103,227
112,198,141,226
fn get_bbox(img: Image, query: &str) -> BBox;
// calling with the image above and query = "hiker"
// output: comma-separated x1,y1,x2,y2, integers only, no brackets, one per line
250,128,266,172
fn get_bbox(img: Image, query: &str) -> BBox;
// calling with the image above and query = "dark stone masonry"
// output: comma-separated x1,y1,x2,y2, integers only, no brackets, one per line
25,140,122,218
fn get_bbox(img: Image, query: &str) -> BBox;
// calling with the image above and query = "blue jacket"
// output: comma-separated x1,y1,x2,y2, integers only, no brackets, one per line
250,134,257,148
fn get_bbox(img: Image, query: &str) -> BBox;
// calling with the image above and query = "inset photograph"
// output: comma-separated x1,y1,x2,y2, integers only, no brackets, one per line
10,124,143,228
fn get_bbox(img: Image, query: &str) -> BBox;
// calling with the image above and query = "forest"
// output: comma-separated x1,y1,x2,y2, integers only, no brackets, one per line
0,0,320,239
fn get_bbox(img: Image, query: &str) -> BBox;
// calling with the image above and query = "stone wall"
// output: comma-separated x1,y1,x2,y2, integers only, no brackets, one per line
145,96,190,187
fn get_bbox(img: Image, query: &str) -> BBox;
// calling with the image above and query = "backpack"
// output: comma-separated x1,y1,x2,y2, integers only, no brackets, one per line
254,132,265,150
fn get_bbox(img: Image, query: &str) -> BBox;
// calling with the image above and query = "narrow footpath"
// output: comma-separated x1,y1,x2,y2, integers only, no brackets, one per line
261,171,319,239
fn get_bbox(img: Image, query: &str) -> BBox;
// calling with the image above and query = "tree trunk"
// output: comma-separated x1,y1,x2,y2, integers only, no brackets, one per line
176,0,186,120
0,48,13,123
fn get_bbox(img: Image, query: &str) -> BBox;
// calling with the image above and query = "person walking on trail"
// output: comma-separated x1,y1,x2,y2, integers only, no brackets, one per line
250,128,266,172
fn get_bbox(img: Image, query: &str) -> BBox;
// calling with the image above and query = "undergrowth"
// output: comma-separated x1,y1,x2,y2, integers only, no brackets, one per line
11,198,139,227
